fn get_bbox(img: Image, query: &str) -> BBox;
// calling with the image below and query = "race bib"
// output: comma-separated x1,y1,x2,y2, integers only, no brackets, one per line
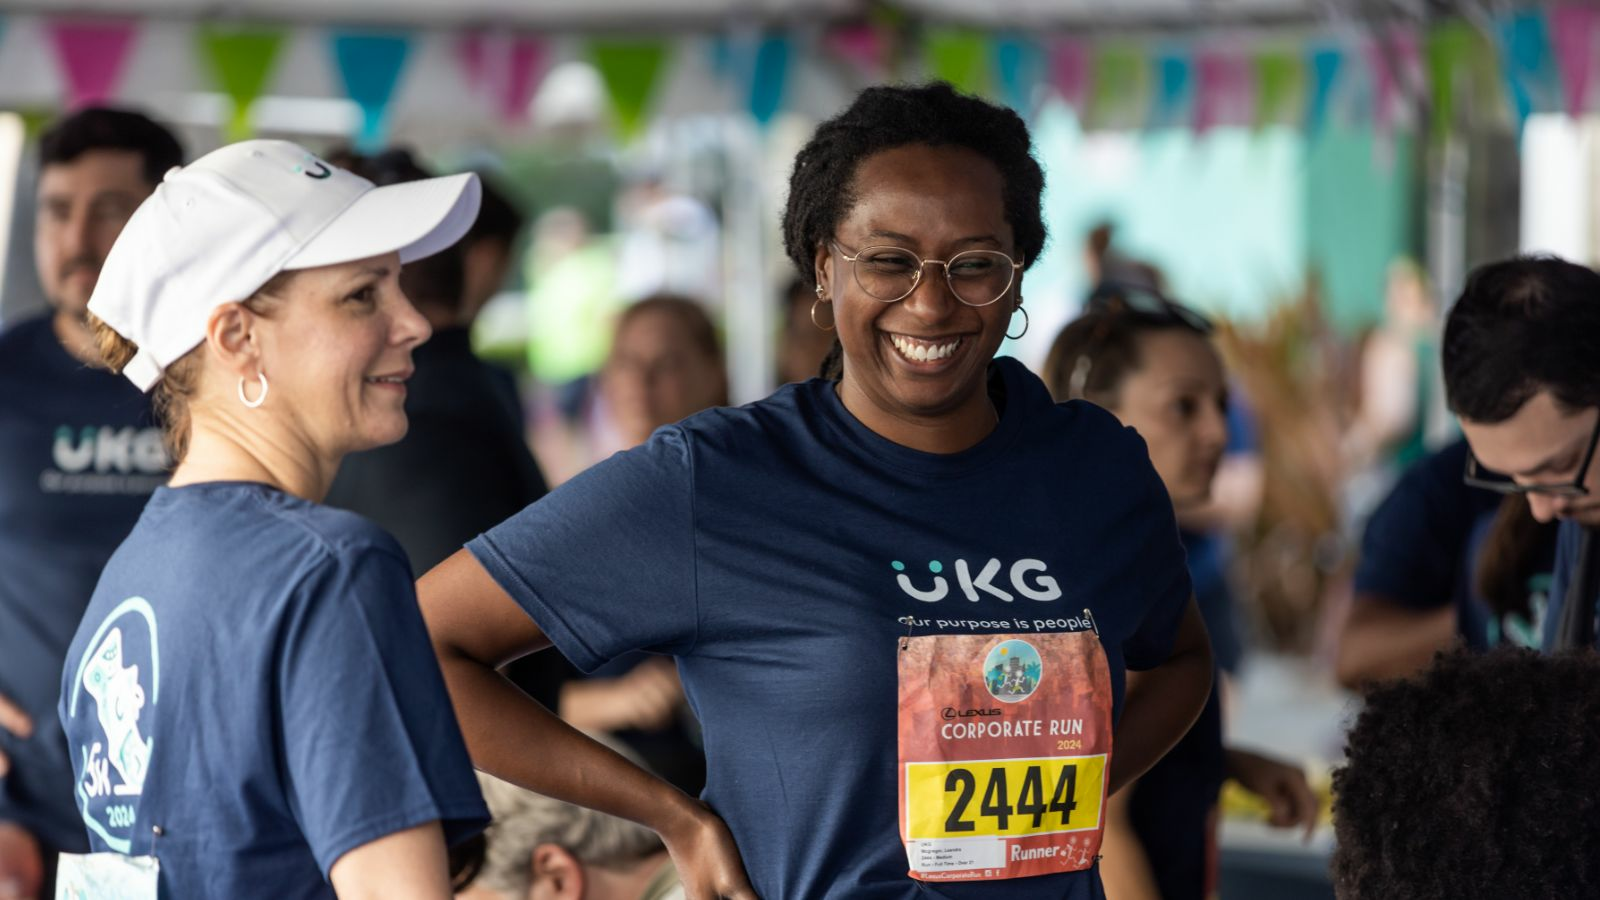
898,630,1112,882
55,852,158,900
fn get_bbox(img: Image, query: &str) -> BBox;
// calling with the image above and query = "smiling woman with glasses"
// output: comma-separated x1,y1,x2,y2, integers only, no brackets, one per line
416,82,1214,900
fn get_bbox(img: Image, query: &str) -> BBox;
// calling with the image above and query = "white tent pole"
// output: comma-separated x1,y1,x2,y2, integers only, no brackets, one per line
721,112,773,405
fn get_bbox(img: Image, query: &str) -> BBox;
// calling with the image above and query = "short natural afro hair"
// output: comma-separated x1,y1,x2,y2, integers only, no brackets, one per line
780,81,1047,289
1331,647,1600,898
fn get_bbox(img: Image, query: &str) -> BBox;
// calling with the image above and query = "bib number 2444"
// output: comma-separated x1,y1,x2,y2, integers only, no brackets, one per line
906,755,1106,840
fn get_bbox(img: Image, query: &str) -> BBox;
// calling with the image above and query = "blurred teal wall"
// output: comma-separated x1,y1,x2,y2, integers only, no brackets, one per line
1305,128,1418,334
1025,100,1416,346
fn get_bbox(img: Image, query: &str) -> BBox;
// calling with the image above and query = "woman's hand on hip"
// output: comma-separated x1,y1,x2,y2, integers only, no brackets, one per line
660,801,759,900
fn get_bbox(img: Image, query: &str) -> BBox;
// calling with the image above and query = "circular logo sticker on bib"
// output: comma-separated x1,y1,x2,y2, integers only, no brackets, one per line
983,638,1043,703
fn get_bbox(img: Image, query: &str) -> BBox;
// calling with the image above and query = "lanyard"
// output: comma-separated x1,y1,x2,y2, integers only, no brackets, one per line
1553,527,1599,650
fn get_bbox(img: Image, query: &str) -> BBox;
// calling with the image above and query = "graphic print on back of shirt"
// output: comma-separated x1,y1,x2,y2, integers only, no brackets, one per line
66,597,160,853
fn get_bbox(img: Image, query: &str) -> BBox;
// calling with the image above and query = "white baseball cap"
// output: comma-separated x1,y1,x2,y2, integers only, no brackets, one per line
87,139,483,391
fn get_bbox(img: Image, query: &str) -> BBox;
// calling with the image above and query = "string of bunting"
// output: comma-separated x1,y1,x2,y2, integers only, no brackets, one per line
7,8,1597,147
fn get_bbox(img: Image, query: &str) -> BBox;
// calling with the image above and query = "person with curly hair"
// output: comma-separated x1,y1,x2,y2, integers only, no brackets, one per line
418,82,1213,899
1331,646,1600,897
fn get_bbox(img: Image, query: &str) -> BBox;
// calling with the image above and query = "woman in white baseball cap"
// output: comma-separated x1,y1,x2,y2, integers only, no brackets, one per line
55,140,490,899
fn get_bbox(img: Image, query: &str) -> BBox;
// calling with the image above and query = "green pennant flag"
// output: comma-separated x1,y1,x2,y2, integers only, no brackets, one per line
18,108,56,139
1254,50,1303,127
1427,20,1497,139
1089,45,1148,129
925,29,990,96
197,25,286,140
589,39,669,141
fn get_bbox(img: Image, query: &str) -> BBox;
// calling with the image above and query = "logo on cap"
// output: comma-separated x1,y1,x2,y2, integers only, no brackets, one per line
294,156,332,180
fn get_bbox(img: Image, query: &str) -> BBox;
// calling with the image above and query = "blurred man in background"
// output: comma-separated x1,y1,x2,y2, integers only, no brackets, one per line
460,171,527,328
324,148,547,575
1336,440,1556,688
1441,256,1600,651
0,108,182,900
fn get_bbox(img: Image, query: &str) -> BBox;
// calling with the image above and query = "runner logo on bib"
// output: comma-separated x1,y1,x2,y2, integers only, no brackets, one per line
898,627,1112,882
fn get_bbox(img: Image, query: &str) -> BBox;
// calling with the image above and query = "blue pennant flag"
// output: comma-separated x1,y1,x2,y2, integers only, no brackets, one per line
1306,44,1343,135
1498,11,1557,136
1153,49,1192,127
993,35,1042,115
749,34,790,126
330,30,412,151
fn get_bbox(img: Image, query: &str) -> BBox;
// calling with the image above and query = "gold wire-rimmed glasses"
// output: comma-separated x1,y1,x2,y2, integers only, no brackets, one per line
830,241,1023,307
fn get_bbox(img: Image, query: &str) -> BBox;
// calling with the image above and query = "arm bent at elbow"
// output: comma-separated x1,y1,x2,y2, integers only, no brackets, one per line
1334,596,1456,690
1109,599,1213,796
416,549,758,900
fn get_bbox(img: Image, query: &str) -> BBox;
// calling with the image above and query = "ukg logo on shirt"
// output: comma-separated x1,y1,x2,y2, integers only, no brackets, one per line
66,598,160,853
44,425,168,495
891,558,1063,603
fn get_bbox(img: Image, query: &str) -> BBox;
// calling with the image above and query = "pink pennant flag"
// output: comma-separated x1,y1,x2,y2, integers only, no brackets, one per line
1389,28,1423,99
1553,5,1599,117
48,18,138,108
459,31,548,124
1049,38,1089,112
1365,37,1397,132
1195,47,1252,131
824,24,886,77
1369,28,1422,131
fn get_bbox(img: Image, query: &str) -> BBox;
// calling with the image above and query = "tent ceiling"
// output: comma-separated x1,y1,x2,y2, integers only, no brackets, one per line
6,0,1342,29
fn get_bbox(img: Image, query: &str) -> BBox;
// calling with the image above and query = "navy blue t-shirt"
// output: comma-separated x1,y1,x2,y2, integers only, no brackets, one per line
470,357,1193,900
58,483,488,898
1353,440,1551,649
0,314,164,853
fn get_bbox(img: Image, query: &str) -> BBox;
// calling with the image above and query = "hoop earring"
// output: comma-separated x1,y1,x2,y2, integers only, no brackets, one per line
237,373,269,409
810,298,836,332
1006,305,1029,341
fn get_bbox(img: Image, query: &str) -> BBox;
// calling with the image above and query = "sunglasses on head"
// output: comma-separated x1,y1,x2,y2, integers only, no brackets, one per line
1085,281,1213,334
1064,283,1213,401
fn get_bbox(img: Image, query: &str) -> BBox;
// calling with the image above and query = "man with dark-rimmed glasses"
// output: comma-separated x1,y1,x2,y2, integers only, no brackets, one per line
1443,255,1600,650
